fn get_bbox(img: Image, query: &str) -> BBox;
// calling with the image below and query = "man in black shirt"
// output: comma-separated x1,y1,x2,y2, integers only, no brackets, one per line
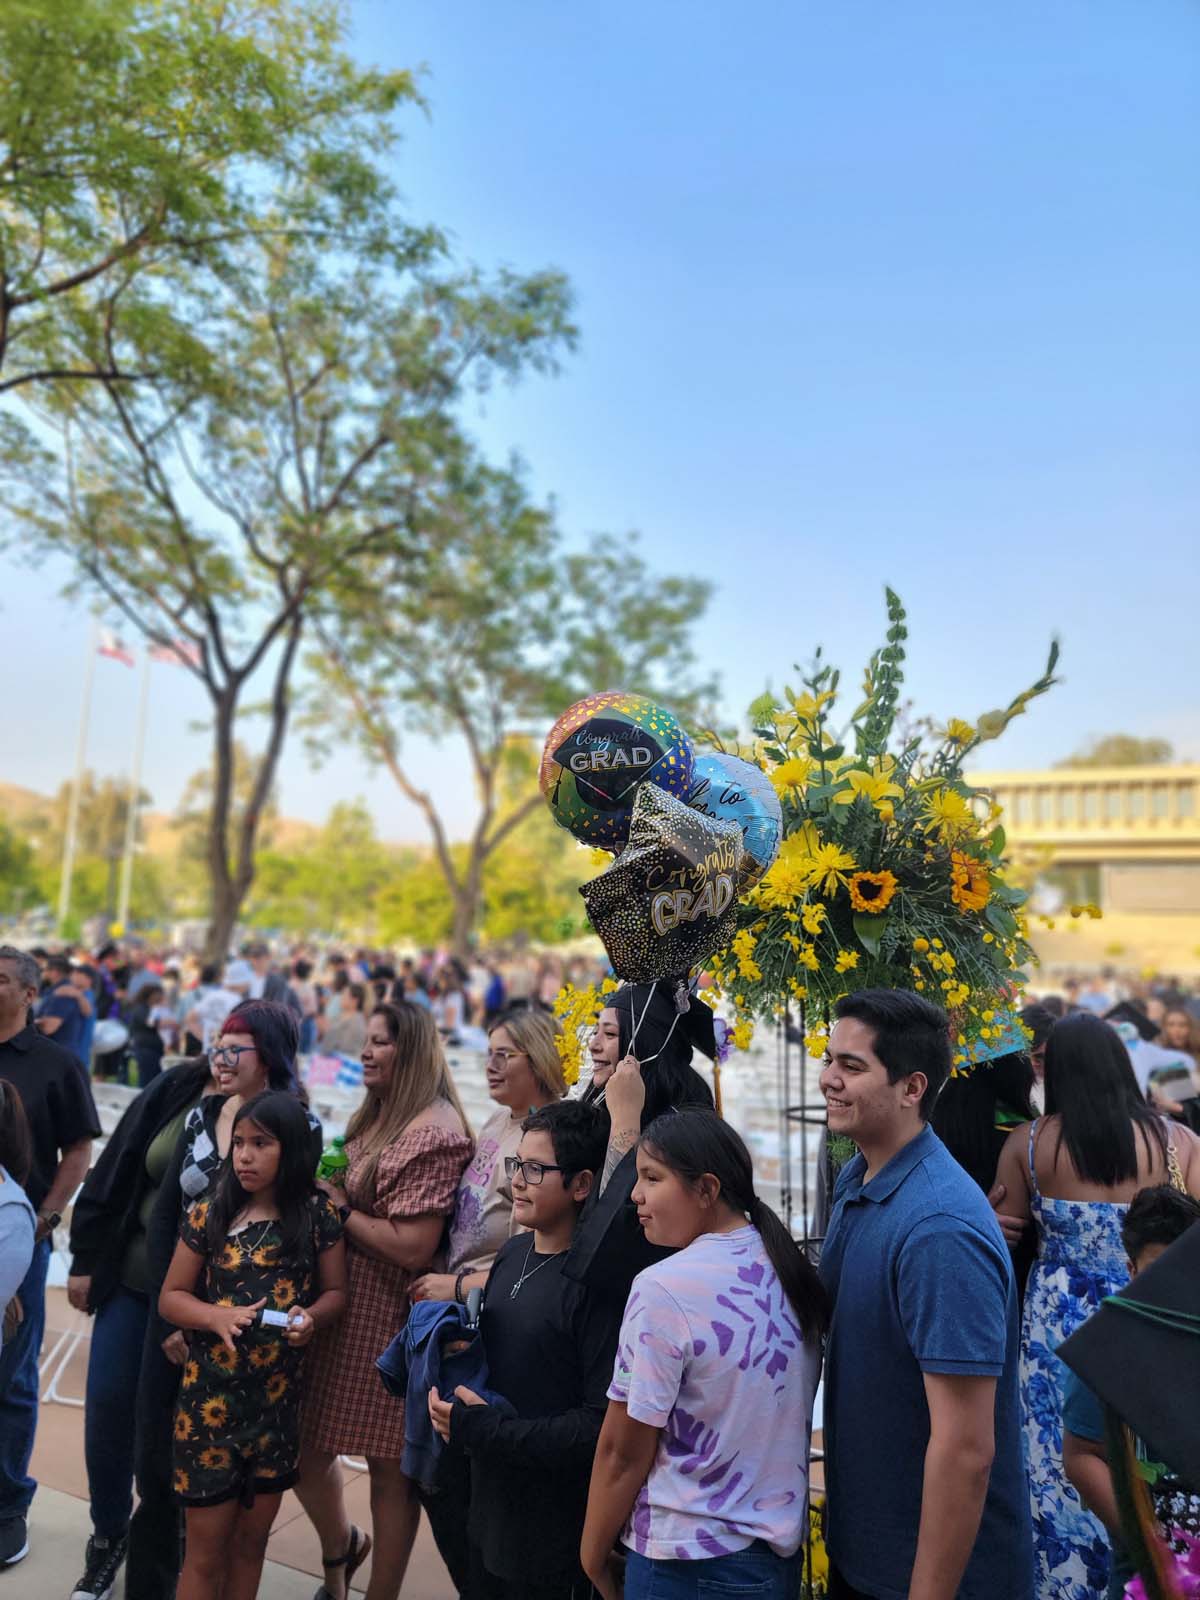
430,1100,621,1600
0,946,100,1569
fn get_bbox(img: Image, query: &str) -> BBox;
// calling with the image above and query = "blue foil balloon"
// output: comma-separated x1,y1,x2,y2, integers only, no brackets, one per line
685,752,782,886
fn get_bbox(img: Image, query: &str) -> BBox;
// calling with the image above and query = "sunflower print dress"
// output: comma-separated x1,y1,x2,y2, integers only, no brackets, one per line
172,1194,342,1507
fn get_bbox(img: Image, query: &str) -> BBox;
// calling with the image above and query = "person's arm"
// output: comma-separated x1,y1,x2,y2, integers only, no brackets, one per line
599,1055,645,1195
581,1401,661,1600
72,987,94,1019
285,1235,348,1348
988,1123,1033,1248
319,1132,467,1272
1063,1430,1119,1538
907,1372,997,1600
318,1184,444,1271
37,1011,63,1036
158,1235,265,1350
37,1137,92,1240
410,1268,488,1304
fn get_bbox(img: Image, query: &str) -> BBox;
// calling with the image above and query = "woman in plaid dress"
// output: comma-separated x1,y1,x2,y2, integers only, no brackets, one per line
297,1003,471,1600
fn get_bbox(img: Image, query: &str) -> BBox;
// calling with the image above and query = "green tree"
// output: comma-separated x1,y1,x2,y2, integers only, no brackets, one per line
309,458,716,957
0,820,41,918
0,0,412,393
4,237,573,960
248,801,392,936
1057,734,1174,769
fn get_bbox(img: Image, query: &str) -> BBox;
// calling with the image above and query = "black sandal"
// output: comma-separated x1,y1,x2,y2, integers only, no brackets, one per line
313,1524,372,1600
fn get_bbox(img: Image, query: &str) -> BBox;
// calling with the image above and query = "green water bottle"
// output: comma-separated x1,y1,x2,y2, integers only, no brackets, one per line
316,1135,349,1183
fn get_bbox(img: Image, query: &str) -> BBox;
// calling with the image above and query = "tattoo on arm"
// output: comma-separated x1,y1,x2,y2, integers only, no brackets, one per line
600,1129,638,1195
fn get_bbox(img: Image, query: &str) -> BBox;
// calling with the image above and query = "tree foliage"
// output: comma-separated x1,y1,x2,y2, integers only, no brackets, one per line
1057,734,1174,769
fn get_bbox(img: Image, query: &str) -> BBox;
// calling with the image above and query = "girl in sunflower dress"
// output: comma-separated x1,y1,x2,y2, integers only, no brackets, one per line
160,1092,347,1600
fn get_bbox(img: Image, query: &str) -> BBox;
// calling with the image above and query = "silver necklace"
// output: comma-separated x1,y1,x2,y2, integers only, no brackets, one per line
509,1238,565,1299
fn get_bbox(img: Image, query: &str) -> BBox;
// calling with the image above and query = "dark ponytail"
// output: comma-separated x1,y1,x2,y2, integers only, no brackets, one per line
640,1108,829,1341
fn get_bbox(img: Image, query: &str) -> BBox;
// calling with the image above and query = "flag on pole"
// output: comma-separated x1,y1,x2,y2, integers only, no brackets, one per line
97,627,135,667
149,637,202,669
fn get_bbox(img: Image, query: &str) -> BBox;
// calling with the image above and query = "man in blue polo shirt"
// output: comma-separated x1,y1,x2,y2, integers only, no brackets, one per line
818,989,1032,1600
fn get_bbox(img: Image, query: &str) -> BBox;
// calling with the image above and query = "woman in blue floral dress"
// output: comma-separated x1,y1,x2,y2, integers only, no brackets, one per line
993,1013,1199,1600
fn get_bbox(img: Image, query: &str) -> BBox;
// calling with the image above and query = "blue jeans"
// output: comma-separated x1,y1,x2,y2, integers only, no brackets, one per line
625,1542,802,1599
0,1239,50,1520
85,1286,149,1538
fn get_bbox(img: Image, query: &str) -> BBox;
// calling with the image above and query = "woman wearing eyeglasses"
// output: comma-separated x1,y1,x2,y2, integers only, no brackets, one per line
407,1006,565,1594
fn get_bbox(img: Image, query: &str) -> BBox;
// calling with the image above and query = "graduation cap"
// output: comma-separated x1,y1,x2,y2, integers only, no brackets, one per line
1058,1225,1200,1491
1104,1001,1160,1043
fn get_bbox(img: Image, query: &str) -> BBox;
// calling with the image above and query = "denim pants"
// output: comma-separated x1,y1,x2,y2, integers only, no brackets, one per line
85,1286,150,1539
125,1318,184,1600
0,1239,50,1520
625,1542,802,1599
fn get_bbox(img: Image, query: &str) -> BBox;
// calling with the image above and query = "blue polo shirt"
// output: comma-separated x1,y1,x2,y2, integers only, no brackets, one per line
819,1126,1032,1600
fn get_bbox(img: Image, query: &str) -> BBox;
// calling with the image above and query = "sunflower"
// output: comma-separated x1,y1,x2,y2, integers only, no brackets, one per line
265,1373,290,1404
173,1411,193,1441
219,1242,241,1271
249,1341,281,1371
848,870,898,913
950,850,990,913
173,1469,190,1495
199,1446,232,1472
252,1244,277,1267
271,1278,297,1310
200,1396,229,1431
182,1361,200,1390
210,1343,237,1373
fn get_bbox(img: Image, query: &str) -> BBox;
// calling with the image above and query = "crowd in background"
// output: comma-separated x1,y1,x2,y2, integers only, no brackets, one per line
0,936,1197,1600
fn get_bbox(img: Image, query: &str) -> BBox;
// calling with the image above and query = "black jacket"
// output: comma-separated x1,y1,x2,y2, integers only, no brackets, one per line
68,1058,211,1312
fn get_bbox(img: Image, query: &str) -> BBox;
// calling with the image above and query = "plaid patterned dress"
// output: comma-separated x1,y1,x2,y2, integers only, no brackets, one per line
302,1105,471,1458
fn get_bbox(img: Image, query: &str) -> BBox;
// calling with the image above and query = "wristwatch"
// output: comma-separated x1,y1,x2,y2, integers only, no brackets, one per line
38,1209,62,1232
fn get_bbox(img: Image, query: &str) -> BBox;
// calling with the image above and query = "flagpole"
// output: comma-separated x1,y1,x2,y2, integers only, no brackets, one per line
116,650,152,933
57,618,100,936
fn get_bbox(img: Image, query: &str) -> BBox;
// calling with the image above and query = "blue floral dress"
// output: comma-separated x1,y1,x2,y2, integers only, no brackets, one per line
1019,1121,1129,1600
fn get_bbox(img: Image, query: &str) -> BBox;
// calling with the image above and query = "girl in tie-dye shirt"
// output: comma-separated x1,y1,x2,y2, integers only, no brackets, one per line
581,1108,828,1600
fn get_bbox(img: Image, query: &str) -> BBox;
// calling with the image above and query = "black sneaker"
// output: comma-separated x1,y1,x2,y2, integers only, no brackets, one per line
71,1533,127,1598
0,1515,27,1567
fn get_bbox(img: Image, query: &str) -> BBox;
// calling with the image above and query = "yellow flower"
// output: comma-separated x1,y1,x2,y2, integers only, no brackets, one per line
736,957,762,982
787,688,836,726
801,902,827,935
848,870,898,913
803,1031,830,1058
778,822,822,862
173,1411,193,1441
731,929,757,959
200,1396,229,1431
921,787,976,842
757,858,809,909
210,1343,237,1373
912,937,930,953
182,1361,200,1390
272,1278,297,1311
798,944,821,971
601,977,618,993
769,757,816,794
834,951,860,973
949,849,990,913
265,1373,289,1405
249,1342,280,1371
589,848,613,868
832,770,904,812
173,1469,190,1495
944,718,976,745
199,1446,232,1471
731,1019,755,1051
800,843,858,896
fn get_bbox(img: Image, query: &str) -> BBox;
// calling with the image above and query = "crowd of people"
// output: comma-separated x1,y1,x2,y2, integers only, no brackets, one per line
0,934,1197,1600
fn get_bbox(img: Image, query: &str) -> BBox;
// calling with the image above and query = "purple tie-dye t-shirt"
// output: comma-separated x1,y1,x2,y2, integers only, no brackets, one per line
607,1226,820,1561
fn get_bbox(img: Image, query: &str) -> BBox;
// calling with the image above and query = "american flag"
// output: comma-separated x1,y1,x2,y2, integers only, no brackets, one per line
149,638,202,669
97,628,135,667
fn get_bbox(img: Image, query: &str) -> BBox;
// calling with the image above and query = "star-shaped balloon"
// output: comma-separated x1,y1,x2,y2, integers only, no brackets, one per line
580,784,743,982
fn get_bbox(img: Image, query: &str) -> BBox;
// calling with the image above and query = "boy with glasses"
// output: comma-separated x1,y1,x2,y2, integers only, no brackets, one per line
429,1100,621,1599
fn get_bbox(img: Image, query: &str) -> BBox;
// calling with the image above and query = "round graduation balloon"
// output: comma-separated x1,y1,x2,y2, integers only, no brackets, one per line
539,691,694,848
685,751,783,886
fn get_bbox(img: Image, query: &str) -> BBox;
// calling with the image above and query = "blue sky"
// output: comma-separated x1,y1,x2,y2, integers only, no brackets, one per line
5,0,1198,839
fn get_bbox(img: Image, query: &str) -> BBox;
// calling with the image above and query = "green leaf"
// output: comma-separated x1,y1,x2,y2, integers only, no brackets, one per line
985,904,1018,939
821,743,844,761
853,913,888,955
988,825,1006,856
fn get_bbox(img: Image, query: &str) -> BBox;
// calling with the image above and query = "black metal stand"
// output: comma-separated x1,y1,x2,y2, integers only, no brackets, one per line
778,1004,832,1253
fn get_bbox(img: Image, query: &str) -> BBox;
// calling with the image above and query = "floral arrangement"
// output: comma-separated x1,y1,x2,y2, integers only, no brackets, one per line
550,977,618,1087
706,590,1063,1068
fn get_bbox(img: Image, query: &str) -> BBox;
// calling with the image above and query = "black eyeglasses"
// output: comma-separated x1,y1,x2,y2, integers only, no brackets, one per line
504,1156,567,1186
211,1044,254,1066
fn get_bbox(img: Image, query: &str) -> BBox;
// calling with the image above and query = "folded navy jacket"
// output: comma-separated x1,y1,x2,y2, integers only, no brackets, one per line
376,1299,511,1490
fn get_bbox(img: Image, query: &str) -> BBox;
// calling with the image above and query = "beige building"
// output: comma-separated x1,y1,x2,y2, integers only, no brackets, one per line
969,764,1200,973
